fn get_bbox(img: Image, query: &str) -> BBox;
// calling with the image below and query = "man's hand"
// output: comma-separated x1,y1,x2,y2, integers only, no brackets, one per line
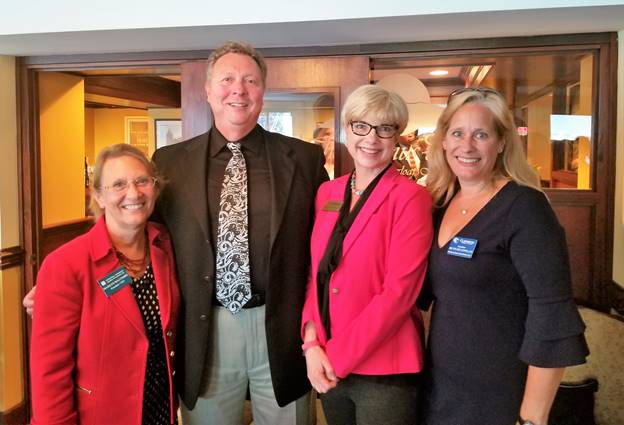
23,286,36,317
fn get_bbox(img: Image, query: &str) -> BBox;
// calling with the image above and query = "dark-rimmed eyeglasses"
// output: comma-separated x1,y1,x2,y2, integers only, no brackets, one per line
349,121,398,139
447,87,503,103
101,176,158,193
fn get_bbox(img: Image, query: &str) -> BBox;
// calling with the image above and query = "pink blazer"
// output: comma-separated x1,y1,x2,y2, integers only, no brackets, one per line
302,167,433,378
30,216,180,425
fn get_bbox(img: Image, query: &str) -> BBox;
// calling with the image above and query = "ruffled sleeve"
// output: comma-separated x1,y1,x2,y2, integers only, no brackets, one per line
507,187,589,367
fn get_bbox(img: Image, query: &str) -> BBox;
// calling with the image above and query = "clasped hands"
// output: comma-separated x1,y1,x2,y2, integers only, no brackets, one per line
304,345,338,394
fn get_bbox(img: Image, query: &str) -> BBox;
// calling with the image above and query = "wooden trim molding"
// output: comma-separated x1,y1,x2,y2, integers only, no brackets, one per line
41,216,94,236
0,246,24,270
0,402,27,425
40,217,94,263
21,32,613,68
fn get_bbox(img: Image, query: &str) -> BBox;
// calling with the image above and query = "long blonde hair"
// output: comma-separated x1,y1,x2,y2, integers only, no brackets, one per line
427,88,541,208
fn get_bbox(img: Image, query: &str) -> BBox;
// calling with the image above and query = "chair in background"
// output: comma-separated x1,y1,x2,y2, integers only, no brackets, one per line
549,378,598,425
561,306,624,425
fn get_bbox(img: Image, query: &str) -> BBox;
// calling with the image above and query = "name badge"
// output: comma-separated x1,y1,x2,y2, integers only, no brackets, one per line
97,267,132,297
447,237,478,259
322,200,343,212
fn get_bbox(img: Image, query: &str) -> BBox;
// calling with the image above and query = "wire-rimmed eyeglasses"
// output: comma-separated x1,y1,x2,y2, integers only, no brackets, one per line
101,176,158,193
349,121,399,139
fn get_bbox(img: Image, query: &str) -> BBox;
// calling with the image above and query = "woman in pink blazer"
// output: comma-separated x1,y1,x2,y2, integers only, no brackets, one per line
301,85,433,425
30,144,180,425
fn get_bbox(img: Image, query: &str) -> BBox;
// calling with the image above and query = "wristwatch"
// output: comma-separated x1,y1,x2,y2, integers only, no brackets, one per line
518,415,535,425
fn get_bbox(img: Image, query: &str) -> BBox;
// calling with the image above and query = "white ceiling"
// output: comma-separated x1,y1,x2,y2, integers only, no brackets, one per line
1,6,623,56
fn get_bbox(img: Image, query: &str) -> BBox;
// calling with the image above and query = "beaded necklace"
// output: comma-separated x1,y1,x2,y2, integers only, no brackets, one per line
350,172,365,196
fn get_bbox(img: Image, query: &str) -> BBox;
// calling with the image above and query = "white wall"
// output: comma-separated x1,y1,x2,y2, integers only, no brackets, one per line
1,0,623,34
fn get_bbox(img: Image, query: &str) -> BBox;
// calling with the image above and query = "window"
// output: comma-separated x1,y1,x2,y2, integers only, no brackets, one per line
258,112,293,137
371,50,597,189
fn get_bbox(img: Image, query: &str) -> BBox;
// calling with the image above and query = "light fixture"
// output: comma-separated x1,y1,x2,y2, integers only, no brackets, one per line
376,74,443,135
429,70,449,76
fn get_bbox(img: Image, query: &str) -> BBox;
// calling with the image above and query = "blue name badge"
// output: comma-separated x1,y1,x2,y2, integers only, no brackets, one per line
447,236,478,259
97,267,132,297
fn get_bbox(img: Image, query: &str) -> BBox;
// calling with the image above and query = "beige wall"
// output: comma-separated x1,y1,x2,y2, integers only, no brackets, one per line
0,56,20,248
148,108,181,155
0,267,24,411
92,108,149,163
0,55,25,412
527,93,553,182
39,72,86,226
613,30,624,288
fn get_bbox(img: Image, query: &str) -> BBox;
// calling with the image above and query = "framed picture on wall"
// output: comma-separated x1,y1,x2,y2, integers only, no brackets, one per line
155,119,182,149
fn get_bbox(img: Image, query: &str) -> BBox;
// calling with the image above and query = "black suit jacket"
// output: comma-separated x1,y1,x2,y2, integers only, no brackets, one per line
153,126,328,408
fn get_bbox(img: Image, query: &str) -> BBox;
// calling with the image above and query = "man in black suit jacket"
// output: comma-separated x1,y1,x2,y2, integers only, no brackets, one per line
153,41,328,424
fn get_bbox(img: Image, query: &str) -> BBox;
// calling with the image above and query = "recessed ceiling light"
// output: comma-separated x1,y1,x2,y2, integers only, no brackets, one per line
430,70,449,76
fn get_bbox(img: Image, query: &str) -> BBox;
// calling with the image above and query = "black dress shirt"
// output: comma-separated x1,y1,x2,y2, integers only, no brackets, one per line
207,125,271,298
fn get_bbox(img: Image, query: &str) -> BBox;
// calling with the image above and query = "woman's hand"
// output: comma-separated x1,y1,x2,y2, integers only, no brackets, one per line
23,286,36,317
305,345,338,393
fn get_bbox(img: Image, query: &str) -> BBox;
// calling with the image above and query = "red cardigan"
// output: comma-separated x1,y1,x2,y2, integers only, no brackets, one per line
302,167,433,378
30,217,180,425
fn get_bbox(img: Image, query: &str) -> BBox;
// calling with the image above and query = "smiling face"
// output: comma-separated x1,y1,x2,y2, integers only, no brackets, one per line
94,155,157,237
205,52,264,139
442,102,504,186
346,112,398,176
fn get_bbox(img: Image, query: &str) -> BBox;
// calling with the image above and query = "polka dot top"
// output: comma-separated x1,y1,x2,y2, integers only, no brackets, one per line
130,264,177,425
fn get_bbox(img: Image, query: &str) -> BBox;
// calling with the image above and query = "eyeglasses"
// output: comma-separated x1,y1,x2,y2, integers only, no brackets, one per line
350,121,398,139
447,87,503,102
101,176,157,193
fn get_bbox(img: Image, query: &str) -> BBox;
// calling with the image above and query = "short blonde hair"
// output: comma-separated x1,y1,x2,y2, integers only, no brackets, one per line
206,41,267,86
89,144,162,218
342,85,409,136
427,88,541,208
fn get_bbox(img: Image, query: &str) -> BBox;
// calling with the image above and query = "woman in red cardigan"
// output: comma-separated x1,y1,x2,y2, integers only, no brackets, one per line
30,144,180,425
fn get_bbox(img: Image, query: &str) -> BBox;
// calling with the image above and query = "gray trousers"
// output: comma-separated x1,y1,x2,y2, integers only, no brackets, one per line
320,373,420,425
181,305,311,425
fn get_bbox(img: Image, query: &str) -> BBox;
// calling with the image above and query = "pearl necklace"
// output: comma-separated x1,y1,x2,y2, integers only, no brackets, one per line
350,172,364,196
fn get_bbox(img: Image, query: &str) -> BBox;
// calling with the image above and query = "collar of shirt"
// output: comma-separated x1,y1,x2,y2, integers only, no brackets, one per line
209,124,264,158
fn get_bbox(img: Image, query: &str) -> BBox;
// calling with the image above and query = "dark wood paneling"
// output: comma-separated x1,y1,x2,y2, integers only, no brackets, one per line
180,60,211,140
552,203,594,302
85,76,180,108
0,247,24,270
264,56,369,177
0,402,26,425
40,218,94,262
17,61,41,294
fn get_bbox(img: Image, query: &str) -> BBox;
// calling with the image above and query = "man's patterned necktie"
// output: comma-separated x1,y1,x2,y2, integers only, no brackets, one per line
215,142,251,314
